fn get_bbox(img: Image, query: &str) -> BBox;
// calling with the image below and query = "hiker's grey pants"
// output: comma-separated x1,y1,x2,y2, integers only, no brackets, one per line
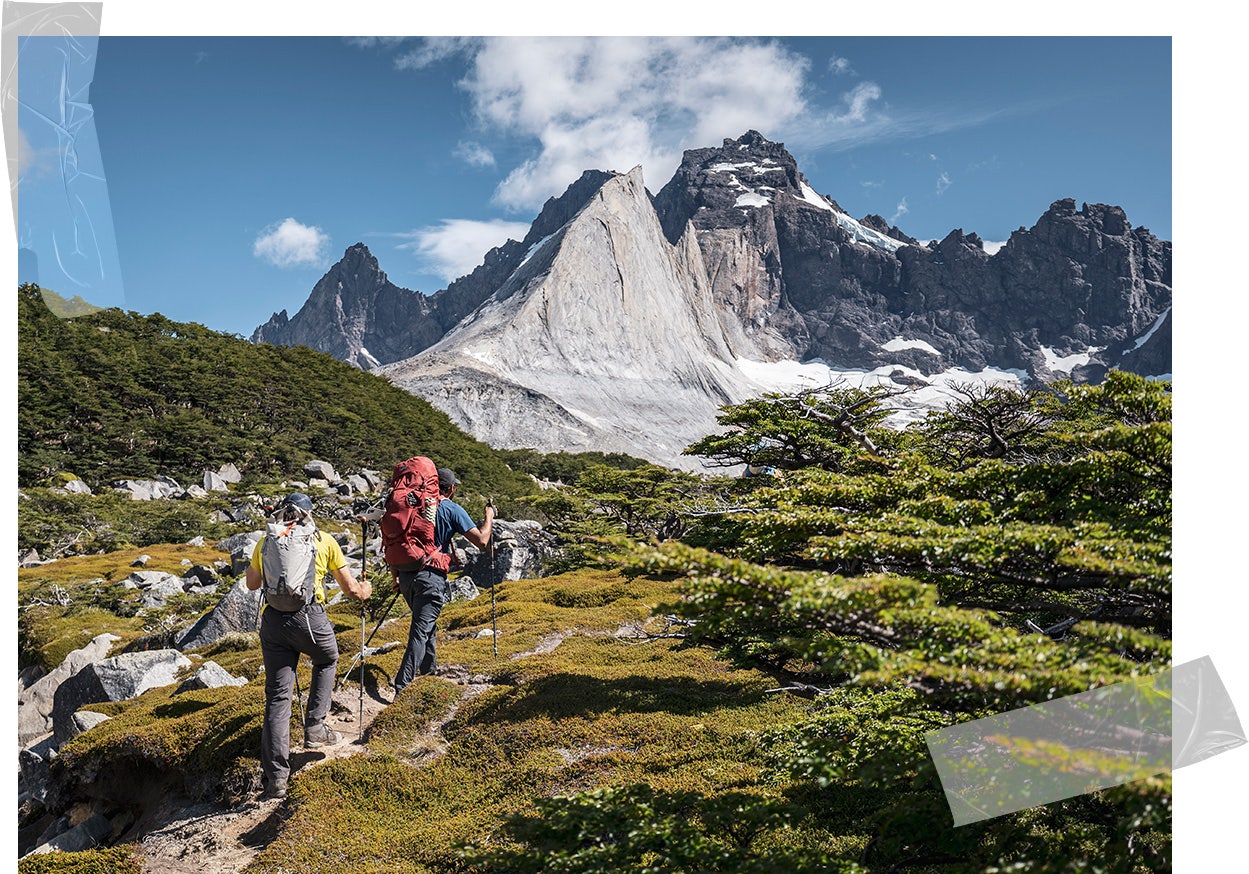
260,602,339,785
394,569,449,694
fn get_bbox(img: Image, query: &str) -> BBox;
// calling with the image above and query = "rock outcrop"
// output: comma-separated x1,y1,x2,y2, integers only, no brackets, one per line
51,650,192,742
18,633,120,746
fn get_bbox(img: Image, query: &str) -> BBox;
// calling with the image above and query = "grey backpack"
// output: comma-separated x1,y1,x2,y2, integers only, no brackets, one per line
260,510,320,611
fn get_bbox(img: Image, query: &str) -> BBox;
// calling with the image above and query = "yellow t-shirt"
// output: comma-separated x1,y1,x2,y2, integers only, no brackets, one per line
250,530,348,605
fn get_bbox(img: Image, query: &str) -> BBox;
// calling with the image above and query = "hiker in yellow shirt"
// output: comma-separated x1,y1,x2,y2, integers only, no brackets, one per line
246,492,371,799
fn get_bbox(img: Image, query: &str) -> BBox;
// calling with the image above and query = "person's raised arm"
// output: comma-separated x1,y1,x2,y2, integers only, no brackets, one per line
462,501,495,550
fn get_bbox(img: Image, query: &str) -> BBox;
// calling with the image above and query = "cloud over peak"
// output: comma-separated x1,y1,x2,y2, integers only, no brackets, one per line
253,218,329,268
397,218,530,284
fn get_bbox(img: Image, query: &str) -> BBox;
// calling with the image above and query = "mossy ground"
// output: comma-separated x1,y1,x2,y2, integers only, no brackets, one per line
245,568,836,873
17,846,145,873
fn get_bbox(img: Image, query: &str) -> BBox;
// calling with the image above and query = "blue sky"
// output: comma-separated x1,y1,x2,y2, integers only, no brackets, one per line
12,23,1171,338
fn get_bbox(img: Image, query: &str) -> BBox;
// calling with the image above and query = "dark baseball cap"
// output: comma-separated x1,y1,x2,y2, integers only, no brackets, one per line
437,468,461,490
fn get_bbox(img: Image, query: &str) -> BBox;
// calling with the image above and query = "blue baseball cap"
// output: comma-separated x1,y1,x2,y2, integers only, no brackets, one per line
282,492,314,513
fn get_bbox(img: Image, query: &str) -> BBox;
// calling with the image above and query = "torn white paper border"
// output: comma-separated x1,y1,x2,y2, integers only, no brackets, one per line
926,656,1246,826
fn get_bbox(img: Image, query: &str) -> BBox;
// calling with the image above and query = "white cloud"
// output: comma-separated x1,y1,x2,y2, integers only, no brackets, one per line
343,36,410,51
446,36,810,212
17,127,57,181
835,82,881,123
398,218,530,283
395,36,478,71
454,140,496,168
829,56,853,75
936,171,952,194
253,218,330,268
890,197,909,225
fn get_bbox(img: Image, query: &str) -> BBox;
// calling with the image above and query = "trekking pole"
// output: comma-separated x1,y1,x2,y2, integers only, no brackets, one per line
489,498,498,658
334,588,401,691
358,518,367,742
294,668,306,733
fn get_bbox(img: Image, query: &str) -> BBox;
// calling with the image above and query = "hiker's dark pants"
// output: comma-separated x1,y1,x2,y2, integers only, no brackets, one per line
394,569,449,694
260,602,338,786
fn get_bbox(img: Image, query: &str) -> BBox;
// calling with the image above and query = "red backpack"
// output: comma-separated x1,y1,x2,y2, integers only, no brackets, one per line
380,456,450,573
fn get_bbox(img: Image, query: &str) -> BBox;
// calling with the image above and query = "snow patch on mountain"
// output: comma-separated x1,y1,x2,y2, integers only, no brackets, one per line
735,356,1029,427
1124,306,1170,355
882,337,941,356
796,182,904,252
1042,345,1102,373
736,192,771,209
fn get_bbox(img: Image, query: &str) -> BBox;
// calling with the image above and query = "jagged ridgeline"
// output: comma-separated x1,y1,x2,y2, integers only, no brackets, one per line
16,284,534,497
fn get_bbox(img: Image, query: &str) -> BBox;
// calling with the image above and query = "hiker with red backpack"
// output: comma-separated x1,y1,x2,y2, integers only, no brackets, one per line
381,460,493,696
245,492,372,799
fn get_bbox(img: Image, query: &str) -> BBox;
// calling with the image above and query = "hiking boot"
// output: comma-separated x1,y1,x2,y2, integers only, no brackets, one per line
304,723,340,748
262,778,287,800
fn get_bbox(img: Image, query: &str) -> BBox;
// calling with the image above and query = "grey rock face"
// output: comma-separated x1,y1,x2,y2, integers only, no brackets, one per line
51,650,191,742
384,165,755,466
217,462,243,483
18,632,120,746
174,581,262,651
61,479,92,495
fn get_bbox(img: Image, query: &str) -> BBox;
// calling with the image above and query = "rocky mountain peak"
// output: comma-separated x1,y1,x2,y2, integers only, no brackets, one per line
252,130,1171,468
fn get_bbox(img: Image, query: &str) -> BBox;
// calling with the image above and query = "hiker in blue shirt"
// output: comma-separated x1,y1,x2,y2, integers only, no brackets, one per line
392,467,493,695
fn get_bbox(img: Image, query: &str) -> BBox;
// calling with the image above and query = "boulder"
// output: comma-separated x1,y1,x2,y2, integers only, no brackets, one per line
113,478,178,501
217,530,262,555
67,710,112,739
461,520,558,586
19,664,46,690
186,535,206,547
131,554,150,567
203,470,230,492
304,460,341,484
18,633,120,746
448,576,480,602
174,660,248,694
183,484,209,499
360,469,382,491
25,813,112,857
18,734,58,804
51,649,191,742
182,564,220,587
127,571,184,596
217,462,243,483
174,581,262,651
61,479,92,495
19,548,42,567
